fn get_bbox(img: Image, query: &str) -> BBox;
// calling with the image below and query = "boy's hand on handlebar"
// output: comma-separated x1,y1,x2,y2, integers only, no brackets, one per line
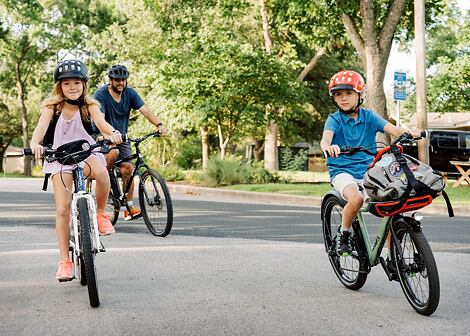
324,144,340,158
30,142,44,160
409,129,424,139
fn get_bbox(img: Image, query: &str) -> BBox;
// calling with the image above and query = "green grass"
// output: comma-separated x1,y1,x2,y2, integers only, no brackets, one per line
225,181,470,205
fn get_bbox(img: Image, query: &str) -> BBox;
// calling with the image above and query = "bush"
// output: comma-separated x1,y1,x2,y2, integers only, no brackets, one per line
157,164,185,182
246,160,279,184
174,134,202,169
280,147,308,171
204,155,249,186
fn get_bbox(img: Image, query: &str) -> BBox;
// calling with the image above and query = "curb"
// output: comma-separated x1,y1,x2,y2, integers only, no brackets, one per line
168,183,464,217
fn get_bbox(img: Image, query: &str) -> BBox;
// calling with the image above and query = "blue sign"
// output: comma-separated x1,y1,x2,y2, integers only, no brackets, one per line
393,71,407,101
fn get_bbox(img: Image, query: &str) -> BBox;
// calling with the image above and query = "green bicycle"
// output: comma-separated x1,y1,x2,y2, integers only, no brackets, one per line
321,131,453,316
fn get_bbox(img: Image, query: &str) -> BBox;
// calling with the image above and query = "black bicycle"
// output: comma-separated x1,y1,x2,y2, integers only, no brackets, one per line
105,131,173,237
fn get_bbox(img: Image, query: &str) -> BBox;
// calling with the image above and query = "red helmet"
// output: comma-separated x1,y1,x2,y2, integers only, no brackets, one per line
328,70,366,99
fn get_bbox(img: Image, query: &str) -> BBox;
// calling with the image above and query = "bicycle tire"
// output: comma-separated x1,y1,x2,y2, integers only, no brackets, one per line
322,196,367,290
106,189,120,226
139,169,173,237
79,256,86,286
391,224,440,315
78,198,100,307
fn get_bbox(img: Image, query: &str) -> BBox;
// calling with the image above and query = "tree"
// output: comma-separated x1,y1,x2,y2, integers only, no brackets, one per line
326,0,446,134
0,101,21,172
0,0,119,175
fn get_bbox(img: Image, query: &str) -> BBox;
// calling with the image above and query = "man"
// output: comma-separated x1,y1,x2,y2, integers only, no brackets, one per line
94,64,167,220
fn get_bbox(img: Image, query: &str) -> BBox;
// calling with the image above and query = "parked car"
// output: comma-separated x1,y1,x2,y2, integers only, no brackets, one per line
401,130,470,176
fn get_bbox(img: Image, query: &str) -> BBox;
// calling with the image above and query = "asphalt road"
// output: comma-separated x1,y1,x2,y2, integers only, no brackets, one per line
1,178,469,335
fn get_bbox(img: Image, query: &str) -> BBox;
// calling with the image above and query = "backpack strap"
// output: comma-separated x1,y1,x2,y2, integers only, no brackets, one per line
390,144,454,217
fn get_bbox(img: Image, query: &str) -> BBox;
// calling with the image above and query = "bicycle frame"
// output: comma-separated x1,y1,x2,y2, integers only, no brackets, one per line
111,140,149,205
354,206,393,267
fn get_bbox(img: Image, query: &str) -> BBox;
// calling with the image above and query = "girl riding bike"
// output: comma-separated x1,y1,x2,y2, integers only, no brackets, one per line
29,60,122,282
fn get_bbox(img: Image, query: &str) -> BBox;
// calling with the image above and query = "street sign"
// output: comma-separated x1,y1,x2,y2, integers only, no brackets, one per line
393,71,407,101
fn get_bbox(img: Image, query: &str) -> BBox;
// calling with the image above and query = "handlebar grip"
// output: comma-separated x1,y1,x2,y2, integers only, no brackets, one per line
22,148,33,156
420,130,427,139
121,133,128,142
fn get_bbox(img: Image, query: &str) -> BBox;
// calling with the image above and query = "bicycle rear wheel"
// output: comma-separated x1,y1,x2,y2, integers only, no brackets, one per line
78,198,100,307
391,224,439,315
322,196,367,290
139,169,173,237
105,189,120,226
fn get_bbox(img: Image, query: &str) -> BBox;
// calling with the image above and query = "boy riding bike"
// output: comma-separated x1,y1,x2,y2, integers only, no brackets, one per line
320,70,421,256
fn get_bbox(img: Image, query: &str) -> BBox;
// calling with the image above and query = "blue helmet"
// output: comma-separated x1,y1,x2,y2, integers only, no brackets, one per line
108,64,129,79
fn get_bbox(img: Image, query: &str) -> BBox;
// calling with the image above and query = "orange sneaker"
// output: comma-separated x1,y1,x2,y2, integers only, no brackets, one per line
56,259,74,282
97,210,115,236
124,206,142,221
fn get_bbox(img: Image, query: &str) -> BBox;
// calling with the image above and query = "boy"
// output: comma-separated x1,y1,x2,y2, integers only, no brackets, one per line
320,70,421,256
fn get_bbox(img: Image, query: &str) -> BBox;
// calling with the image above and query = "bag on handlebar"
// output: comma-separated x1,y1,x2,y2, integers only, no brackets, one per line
55,139,92,165
363,144,453,217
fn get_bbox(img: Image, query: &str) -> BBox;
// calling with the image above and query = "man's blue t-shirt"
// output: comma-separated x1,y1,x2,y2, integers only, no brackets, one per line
324,108,387,180
94,85,144,133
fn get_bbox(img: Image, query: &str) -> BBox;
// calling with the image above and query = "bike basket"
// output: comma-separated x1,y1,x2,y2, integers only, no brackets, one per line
368,195,434,217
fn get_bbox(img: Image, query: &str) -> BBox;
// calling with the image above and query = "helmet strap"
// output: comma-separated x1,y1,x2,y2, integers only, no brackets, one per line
65,97,85,107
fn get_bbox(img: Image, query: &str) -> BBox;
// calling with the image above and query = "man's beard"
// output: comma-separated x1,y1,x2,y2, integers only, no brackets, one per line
111,83,124,94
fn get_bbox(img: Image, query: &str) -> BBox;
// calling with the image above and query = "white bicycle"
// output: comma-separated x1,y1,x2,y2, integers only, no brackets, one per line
24,137,118,307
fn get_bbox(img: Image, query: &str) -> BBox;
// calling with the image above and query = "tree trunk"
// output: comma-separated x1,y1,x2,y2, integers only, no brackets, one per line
264,121,278,170
200,126,209,170
341,0,407,145
259,0,280,171
217,124,229,160
252,138,264,161
16,62,31,176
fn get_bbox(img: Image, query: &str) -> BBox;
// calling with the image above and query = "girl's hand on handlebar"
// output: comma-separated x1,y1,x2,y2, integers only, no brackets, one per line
30,142,44,160
324,144,340,158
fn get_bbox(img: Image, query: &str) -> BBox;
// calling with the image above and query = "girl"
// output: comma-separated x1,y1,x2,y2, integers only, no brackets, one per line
30,60,122,282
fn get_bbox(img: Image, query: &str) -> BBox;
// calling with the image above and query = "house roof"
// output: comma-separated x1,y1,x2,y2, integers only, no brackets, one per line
405,112,470,130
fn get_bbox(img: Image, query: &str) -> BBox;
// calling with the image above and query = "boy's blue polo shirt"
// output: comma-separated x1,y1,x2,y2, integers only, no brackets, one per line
324,108,387,180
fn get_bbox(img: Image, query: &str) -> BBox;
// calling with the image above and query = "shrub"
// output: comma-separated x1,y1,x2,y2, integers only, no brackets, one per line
157,164,186,182
246,160,279,184
204,155,249,186
280,147,308,171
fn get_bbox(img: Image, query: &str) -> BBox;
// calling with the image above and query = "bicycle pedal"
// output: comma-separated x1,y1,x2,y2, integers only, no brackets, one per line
99,242,106,252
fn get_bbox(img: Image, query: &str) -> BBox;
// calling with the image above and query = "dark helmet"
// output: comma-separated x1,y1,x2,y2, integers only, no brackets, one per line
107,64,129,79
54,60,88,83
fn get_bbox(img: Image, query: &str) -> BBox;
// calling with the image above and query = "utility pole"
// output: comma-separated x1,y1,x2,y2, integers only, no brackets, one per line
415,0,429,164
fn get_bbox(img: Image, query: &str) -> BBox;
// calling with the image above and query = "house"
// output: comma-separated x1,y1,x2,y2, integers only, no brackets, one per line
402,112,470,131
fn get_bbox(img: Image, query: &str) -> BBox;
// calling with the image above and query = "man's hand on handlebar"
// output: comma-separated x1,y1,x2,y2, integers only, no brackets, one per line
106,131,124,145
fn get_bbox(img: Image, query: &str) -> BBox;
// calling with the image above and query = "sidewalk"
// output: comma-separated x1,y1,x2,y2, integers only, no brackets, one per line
168,183,463,217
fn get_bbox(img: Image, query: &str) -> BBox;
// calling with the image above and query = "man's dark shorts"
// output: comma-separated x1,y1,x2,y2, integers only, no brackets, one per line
116,142,133,164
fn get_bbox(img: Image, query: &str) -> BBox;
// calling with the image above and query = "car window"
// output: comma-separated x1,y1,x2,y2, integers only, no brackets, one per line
437,132,459,148
465,134,470,149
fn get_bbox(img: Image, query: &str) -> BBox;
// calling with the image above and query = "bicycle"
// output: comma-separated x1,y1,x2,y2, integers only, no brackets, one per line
23,137,117,307
105,131,173,237
321,131,453,316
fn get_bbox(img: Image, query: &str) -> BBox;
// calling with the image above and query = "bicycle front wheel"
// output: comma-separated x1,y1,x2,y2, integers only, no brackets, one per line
391,225,439,316
139,169,173,237
322,196,367,290
78,198,100,307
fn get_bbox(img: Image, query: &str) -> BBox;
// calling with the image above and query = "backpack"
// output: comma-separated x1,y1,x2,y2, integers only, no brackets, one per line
363,144,453,217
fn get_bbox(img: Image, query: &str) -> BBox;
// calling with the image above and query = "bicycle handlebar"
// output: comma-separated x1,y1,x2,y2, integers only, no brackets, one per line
323,131,427,158
22,134,127,162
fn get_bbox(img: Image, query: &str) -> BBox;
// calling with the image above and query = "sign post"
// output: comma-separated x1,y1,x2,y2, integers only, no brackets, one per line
393,71,407,127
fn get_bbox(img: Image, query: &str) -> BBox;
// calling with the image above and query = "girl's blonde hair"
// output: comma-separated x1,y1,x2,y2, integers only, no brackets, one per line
41,79,100,121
